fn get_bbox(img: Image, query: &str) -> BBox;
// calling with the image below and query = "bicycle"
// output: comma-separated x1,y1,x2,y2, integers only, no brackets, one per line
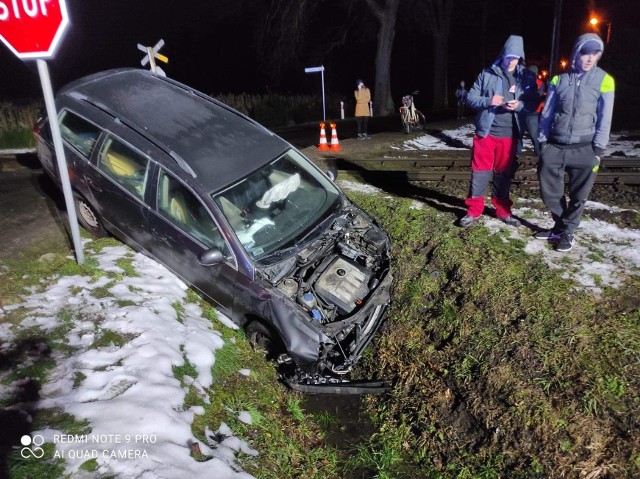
399,91,426,134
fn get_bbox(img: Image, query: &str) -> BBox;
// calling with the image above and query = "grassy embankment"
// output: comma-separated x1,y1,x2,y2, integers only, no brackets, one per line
3,180,640,479
2,141,638,479
344,182,640,479
0,237,342,479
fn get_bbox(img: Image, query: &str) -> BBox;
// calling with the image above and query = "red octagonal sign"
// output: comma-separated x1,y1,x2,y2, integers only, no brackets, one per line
0,0,69,59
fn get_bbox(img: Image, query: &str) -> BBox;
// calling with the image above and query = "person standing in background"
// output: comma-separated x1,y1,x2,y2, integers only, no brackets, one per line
535,33,615,252
455,81,468,119
459,35,539,228
523,65,544,155
354,79,372,140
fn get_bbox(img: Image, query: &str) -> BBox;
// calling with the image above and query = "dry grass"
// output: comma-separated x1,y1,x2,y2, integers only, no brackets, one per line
213,92,340,127
0,100,41,132
0,100,42,148
347,190,640,479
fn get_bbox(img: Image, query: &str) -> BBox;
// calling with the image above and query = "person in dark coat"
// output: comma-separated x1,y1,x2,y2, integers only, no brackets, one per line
459,35,540,228
523,65,544,156
535,33,615,252
455,81,468,119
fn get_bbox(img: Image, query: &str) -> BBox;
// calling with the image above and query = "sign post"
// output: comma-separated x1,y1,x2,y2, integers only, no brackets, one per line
0,0,84,264
304,66,326,122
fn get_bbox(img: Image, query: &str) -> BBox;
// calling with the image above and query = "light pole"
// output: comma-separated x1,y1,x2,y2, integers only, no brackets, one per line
304,66,326,122
548,0,563,79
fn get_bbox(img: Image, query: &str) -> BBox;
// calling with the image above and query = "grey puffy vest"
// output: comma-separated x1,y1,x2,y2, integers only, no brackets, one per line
548,68,606,145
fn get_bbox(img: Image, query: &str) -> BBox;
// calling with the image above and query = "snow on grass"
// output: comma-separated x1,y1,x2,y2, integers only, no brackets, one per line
338,180,384,195
393,124,640,157
341,179,639,294
607,132,640,157
475,201,638,294
3,246,256,479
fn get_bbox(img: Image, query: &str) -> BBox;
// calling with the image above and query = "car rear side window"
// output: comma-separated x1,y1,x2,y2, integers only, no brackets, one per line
157,170,230,255
59,111,101,157
98,138,149,199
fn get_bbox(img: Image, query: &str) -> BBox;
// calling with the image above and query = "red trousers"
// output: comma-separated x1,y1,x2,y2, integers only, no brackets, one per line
465,134,517,218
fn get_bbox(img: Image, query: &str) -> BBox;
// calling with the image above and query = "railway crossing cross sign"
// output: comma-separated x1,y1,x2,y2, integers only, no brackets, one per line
138,39,168,76
0,0,69,58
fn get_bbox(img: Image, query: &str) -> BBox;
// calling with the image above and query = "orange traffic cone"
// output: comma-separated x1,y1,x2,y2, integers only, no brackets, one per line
329,123,341,151
317,122,330,151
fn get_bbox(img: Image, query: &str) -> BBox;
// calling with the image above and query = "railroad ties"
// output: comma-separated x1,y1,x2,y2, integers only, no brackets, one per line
338,155,640,186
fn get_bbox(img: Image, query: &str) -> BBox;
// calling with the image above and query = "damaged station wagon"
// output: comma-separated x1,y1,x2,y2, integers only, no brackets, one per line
35,69,393,393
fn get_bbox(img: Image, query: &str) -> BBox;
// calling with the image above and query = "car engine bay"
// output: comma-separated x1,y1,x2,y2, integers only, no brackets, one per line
257,203,392,386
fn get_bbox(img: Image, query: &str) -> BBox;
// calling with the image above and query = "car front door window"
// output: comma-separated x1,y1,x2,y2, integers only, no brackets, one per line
157,170,229,255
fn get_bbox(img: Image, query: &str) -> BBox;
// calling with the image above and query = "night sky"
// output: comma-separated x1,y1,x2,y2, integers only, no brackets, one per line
1,0,638,123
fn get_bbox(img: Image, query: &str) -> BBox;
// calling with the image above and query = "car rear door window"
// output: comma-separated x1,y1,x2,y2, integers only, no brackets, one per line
157,170,230,254
97,137,149,199
59,111,101,157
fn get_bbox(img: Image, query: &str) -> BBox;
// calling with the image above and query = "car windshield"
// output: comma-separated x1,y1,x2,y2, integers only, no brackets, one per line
212,149,341,259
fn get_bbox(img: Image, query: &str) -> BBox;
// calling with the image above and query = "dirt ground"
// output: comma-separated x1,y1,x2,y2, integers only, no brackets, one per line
0,155,68,260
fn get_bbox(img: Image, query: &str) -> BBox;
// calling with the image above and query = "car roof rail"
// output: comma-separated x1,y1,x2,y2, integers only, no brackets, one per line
169,151,197,178
67,93,198,178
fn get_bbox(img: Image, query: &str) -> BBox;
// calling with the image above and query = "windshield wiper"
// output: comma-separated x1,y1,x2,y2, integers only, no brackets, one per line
295,213,336,248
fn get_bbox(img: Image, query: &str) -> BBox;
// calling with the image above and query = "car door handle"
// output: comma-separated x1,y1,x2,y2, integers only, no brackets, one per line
86,177,103,193
151,228,169,242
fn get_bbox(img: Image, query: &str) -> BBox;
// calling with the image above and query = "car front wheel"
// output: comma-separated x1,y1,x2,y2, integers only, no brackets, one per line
246,320,288,360
74,193,107,237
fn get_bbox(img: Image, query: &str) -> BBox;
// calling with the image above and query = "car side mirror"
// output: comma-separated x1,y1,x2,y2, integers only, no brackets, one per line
198,248,225,266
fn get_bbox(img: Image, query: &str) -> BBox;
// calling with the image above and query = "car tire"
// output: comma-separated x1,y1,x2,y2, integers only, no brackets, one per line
246,320,283,361
74,193,107,237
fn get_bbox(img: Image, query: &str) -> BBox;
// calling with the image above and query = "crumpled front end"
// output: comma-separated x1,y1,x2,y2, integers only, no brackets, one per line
258,203,392,386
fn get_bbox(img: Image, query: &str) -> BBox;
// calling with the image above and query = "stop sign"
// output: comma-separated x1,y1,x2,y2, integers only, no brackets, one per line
0,0,69,59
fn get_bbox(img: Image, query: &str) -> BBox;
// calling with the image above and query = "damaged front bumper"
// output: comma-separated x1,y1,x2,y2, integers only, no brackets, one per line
285,379,390,395
287,270,393,391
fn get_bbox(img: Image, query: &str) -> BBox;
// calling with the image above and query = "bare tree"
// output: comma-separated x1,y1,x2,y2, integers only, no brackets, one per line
257,0,456,118
418,0,454,110
254,0,402,116
364,0,401,116
254,0,320,85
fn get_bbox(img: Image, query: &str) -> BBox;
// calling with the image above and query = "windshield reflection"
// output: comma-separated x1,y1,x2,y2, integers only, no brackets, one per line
212,149,340,259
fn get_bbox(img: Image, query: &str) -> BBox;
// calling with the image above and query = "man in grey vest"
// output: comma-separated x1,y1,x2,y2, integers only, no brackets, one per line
536,33,615,252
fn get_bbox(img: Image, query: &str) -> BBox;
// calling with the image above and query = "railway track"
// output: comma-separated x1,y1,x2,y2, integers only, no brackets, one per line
334,156,640,186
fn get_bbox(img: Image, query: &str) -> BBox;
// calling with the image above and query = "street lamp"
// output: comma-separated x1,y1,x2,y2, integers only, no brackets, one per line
589,16,612,44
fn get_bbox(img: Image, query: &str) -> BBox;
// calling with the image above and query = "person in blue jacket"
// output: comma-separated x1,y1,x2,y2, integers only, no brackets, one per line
535,33,615,252
459,35,539,228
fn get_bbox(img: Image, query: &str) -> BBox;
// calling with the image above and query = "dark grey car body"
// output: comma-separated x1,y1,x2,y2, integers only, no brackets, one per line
35,69,392,385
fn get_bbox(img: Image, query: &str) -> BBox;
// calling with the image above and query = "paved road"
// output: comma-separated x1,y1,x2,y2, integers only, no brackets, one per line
0,158,68,260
